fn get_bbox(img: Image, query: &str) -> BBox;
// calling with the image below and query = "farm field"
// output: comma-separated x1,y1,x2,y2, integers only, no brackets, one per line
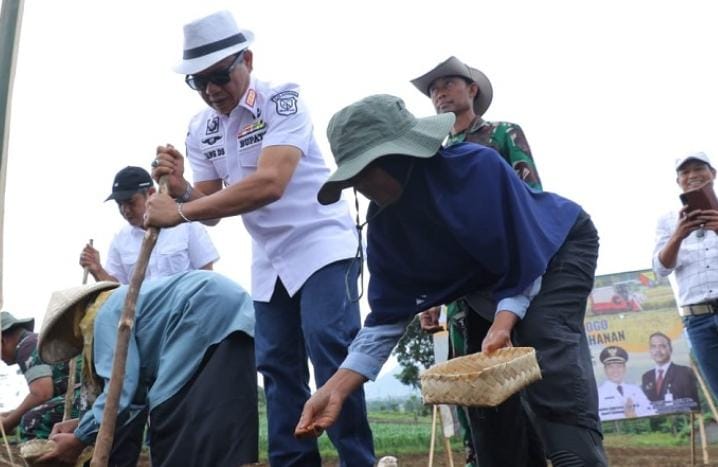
3,413,718,466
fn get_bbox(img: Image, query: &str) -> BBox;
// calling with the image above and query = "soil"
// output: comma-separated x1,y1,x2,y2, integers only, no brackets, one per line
4,445,718,466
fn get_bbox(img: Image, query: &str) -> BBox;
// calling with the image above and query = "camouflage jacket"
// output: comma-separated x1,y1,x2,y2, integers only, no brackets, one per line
446,117,543,191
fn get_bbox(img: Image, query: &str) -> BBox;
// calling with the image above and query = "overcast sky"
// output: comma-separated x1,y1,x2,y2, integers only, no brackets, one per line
2,0,718,386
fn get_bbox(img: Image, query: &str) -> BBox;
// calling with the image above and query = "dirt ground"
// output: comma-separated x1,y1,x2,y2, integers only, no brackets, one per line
4,446,718,466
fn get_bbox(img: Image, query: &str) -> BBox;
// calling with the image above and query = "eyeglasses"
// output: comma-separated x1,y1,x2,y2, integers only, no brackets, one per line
185,51,245,91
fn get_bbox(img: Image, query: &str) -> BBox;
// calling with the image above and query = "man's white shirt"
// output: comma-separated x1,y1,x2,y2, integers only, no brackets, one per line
105,223,219,284
653,210,718,306
598,380,656,421
185,77,356,301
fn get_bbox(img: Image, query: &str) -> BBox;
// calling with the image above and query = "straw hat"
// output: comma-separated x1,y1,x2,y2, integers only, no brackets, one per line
318,94,454,205
38,281,119,364
410,56,494,116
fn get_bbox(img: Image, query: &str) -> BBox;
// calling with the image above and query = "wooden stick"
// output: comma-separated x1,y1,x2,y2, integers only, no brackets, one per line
698,411,709,465
690,412,696,466
691,360,718,423
428,405,437,467
90,179,167,467
0,398,17,466
63,241,92,422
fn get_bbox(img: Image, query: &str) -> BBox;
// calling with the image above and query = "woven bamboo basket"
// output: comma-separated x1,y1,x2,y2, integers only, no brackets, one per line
420,347,542,407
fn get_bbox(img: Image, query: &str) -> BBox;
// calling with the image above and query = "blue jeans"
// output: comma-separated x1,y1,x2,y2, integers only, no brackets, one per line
255,259,375,467
684,313,718,398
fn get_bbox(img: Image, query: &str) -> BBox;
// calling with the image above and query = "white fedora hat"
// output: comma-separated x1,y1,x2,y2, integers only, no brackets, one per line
174,10,254,75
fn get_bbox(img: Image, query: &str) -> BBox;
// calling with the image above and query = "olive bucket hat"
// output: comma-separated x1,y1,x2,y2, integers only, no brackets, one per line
411,56,494,117
317,94,455,205
38,281,119,364
0,311,35,333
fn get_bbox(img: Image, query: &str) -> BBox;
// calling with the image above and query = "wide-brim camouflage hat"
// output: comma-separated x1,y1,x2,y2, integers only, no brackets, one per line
411,56,494,117
318,94,455,205
0,311,34,333
38,281,119,364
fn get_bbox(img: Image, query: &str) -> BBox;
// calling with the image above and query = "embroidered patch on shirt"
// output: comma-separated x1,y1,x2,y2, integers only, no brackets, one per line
205,116,220,135
245,89,257,108
203,147,226,161
271,91,299,116
237,119,266,138
201,135,222,145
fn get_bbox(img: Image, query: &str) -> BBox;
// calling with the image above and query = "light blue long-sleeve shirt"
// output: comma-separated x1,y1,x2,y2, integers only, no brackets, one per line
74,271,254,444
341,278,542,380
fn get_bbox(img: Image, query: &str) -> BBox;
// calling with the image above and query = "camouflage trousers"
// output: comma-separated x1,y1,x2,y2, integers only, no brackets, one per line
20,390,81,440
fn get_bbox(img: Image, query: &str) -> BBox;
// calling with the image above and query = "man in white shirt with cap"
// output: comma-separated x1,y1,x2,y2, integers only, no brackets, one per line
145,10,374,466
80,165,219,284
653,151,718,401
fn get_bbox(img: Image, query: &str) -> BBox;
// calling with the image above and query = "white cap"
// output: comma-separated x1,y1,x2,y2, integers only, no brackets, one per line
675,151,713,171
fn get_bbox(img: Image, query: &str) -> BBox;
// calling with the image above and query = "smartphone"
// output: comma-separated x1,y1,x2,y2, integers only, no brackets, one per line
680,182,718,212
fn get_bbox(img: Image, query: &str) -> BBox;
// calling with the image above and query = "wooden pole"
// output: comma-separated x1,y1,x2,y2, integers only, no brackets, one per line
690,412,696,466
428,405,438,467
691,360,718,423
0,1,25,463
63,239,92,422
90,180,167,467
698,412,709,465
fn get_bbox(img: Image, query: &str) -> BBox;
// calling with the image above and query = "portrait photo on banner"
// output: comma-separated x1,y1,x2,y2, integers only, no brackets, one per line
586,269,700,422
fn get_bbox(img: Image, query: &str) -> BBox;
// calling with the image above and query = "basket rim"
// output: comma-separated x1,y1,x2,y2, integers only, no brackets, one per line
421,347,537,380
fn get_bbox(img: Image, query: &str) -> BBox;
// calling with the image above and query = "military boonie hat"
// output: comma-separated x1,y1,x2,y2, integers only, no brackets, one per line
318,94,455,205
599,345,628,365
0,311,34,333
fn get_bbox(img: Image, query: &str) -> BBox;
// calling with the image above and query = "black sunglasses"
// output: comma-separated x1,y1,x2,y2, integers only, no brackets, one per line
185,51,245,91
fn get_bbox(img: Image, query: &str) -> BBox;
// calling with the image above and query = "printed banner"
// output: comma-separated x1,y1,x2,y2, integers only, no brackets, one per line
585,269,700,421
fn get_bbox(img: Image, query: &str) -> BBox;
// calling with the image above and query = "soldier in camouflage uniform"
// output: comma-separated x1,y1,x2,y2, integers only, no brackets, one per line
0,311,81,440
412,57,545,467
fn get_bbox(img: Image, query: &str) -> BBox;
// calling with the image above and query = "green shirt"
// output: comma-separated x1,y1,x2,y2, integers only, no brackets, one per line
447,117,543,191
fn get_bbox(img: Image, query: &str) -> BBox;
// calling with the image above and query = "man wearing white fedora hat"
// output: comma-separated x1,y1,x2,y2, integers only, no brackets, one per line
295,95,607,467
145,10,374,466
413,56,545,466
35,271,257,467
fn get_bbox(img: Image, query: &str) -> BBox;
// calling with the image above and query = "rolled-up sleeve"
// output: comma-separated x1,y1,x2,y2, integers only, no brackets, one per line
653,213,676,277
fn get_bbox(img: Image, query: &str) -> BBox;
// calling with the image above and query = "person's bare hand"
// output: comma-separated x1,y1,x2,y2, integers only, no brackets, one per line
294,369,364,439
481,310,518,353
698,209,718,232
419,306,443,333
79,243,102,274
153,144,188,198
675,206,705,240
49,418,79,437
145,192,182,228
36,433,85,464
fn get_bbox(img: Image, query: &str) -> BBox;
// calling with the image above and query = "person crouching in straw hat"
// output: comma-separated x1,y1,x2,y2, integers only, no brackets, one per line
295,94,608,466
34,271,257,467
